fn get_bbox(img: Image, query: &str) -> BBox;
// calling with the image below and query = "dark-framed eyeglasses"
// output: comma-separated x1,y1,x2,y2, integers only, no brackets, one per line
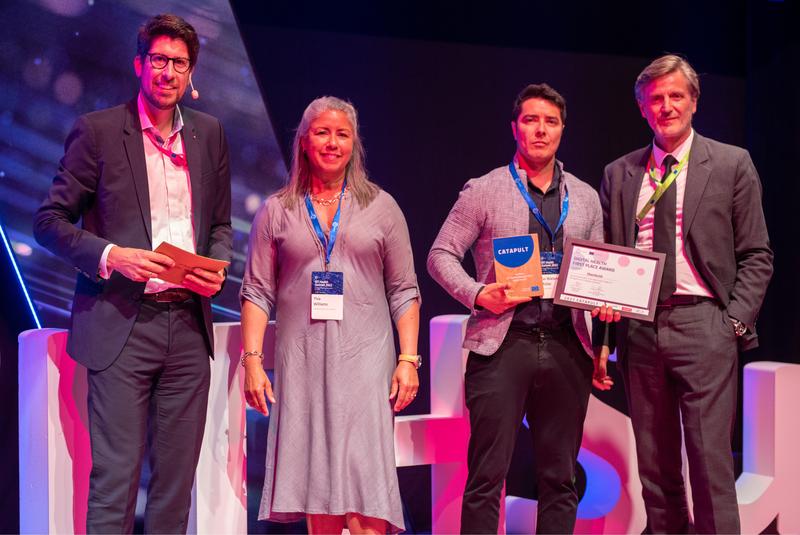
145,53,191,73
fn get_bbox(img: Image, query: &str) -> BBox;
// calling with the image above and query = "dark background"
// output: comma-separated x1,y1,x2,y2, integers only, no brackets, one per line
2,0,798,532
232,0,799,407
232,0,799,363
232,1,798,531
0,1,281,531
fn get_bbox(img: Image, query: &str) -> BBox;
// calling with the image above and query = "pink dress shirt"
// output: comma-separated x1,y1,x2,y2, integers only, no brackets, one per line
99,93,195,293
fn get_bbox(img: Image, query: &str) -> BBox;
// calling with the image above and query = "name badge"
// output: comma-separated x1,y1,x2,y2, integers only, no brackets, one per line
540,251,563,300
311,271,344,320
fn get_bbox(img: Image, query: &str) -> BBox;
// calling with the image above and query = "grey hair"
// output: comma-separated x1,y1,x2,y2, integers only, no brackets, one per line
634,54,700,103
278,96,378,209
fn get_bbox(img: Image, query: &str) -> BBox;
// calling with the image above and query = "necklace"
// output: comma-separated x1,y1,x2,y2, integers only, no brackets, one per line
310,186,349,206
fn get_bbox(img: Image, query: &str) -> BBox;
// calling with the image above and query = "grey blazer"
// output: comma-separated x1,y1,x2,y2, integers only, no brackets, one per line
601,132,773,352
427,162,603,357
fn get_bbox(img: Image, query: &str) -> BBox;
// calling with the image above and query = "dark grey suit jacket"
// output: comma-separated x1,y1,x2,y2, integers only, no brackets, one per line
600,132,772,352
34,99,232,370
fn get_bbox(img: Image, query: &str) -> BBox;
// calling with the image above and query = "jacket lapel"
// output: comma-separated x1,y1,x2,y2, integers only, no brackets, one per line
182,110,203,247
122,100,152,245
559,170,570,239
682,134,712,237
507,164,532,237
557,162,576,240
622,149,649,246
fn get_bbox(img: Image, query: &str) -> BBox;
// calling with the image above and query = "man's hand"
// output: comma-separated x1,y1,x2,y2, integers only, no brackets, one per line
183,268,225,297
593,345,614,391
389,361,419,412
243,359,276,416
106,246,174,282
475,282,532,314
591,304,622,323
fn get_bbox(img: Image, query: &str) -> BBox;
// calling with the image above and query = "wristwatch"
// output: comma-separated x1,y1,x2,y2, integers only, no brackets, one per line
730,318,747,337
398,354,422,369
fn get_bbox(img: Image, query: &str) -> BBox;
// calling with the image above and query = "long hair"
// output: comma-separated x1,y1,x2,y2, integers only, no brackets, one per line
278,96,378,208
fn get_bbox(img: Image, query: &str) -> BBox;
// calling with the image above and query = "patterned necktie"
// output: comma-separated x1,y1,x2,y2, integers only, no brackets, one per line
653,154,678,301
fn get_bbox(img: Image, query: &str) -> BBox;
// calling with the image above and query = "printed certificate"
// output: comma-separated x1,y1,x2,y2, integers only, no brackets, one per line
554,238,665,321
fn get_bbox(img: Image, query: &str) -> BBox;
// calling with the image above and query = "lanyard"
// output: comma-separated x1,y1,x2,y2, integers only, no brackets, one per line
304,179,347,267
144,128,187,168
636,150,691,223
508,162,569,252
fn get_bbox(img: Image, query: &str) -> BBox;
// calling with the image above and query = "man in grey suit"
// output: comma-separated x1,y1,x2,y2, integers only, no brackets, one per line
33,14,231,533
600,55,772,534
428,83,612,534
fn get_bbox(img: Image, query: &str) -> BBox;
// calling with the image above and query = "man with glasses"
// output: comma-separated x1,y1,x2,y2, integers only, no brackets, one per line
34,14,231,533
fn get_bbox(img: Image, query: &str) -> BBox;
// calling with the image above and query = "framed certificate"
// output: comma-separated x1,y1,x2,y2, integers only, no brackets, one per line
553,238,665,322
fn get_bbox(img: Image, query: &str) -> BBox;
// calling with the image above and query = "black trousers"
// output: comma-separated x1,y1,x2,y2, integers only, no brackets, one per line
623,301,740,534
460,326,593,534
86,299,211,534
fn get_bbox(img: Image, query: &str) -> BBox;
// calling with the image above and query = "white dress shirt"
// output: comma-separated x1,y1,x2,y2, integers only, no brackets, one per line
99,92,195,293
635,129,713,297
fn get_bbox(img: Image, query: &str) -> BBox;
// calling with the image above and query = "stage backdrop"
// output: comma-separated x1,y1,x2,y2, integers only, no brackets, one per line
3,0,798,533
0,1,284,532
0,0,285,329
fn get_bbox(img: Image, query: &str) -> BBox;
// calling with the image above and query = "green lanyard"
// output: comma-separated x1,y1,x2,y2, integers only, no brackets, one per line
636,150,691,223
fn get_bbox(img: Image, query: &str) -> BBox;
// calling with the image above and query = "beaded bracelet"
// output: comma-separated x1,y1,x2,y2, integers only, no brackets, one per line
240,350,264,368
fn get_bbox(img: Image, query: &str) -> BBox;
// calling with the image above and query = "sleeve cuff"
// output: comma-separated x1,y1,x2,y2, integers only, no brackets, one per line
470,284,486,312
98,243,116,279
240,288,273,319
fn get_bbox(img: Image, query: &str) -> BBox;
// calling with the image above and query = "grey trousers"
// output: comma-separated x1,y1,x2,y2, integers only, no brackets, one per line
623,300,740,534
86,299,211,534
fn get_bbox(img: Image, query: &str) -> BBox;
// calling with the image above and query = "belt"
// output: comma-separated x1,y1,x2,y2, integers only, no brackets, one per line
657,295,715,308
508,324,563,342
141,288,194,303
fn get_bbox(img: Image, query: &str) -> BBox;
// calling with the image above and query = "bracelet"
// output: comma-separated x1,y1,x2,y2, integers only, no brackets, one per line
398,353,422,369
240,350,264,368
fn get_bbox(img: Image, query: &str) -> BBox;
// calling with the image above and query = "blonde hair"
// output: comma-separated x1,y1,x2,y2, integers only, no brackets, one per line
635,54,700,103
278,96,378,208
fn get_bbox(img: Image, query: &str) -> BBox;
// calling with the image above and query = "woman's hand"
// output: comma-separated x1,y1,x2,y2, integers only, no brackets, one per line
389,361,419,412
243,359,276,416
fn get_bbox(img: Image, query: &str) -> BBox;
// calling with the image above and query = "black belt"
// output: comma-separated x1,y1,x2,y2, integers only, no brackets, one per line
508,324,564,342
657,295,715,308
141,288,194,303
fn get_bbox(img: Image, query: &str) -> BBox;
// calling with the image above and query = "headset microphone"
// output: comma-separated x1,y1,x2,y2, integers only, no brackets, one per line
189,74,199,100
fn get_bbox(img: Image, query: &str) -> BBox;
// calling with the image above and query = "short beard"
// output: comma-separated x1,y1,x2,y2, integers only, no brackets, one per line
144,91,179,111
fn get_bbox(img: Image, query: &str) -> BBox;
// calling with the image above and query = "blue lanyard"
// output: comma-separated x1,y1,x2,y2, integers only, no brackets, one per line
304,179,347,267
508,162,569,251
